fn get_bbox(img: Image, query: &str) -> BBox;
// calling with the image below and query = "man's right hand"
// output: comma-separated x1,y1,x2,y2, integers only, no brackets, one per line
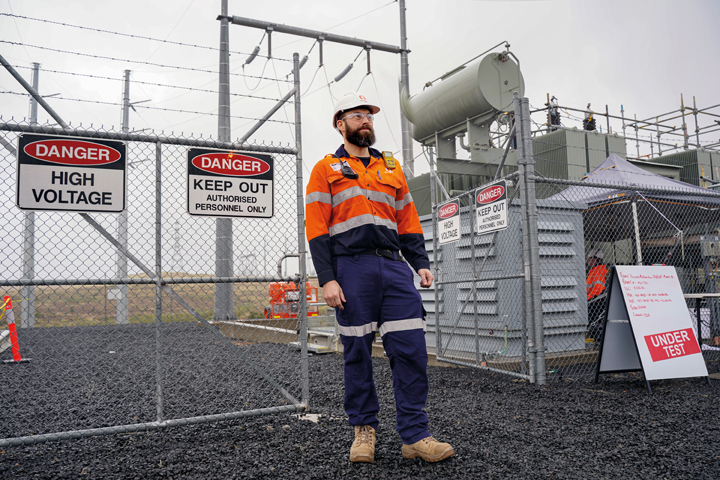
323,280,346,310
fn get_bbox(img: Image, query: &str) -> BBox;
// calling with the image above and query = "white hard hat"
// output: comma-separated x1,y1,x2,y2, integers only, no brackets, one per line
587,247,604,260
332,93,380,129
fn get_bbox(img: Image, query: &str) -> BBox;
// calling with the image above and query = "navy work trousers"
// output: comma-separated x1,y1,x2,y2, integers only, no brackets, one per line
333,254,430,445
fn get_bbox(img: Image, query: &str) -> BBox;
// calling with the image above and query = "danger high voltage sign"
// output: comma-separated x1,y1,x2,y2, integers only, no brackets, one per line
186,148,274,218
15,134,127,213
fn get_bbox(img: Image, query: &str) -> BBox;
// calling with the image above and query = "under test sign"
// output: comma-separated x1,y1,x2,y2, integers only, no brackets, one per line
15,134,126,213
475,179,508,235
616,265,707,380
438,200,461,245
187,148,274,218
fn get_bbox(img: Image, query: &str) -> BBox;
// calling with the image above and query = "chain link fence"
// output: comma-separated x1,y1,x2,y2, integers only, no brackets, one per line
0,120,309,447
428,95,720,383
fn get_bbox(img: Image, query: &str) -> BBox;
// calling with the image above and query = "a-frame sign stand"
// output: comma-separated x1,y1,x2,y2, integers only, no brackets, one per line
594,266,710,394
594,267,652,393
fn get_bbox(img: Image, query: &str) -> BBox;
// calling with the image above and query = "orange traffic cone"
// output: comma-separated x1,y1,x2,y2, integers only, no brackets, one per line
3,295,30,364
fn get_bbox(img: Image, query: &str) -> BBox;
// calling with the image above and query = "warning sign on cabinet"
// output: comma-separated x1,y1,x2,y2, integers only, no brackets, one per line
475,179,507,236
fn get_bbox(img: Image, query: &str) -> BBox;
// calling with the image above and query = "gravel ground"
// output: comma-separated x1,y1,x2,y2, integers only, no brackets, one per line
1,324,718,479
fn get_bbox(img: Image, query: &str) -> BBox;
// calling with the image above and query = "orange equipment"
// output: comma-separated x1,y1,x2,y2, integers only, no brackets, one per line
263,282,319,319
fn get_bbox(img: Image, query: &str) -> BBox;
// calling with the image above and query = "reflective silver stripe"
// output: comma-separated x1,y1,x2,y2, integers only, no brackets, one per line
379,318,426,337
332,186,365,207
395,192,414,211
374,216,398,231
329,214,398,237
586,280,605,288
366,189,396,209
305,191,332,205
337,322,377,337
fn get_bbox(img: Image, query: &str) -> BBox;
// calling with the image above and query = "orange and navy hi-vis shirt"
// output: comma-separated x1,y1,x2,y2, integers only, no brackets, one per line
305,145,429,286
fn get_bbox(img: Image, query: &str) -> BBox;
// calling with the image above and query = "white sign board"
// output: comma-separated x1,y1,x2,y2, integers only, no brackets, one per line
16,134,126,213
187,148,274,218
598,266,708,381
437,200,461,245
475,179,508,236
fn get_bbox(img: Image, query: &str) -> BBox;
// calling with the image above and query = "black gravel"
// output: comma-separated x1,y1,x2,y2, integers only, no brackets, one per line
1,324,718,479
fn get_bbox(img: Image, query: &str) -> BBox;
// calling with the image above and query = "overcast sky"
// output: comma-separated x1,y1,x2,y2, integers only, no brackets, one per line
2,0,719,175
2,0,720,279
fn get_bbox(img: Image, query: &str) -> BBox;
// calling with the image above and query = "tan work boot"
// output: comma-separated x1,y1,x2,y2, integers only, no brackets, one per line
349,425,376,463
402,436,454,462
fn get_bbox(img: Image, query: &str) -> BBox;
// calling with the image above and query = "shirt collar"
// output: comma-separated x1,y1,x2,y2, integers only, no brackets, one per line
335,144,382,160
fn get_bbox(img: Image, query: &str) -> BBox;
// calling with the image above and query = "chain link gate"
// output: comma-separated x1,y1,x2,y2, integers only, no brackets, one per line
0,116,310,446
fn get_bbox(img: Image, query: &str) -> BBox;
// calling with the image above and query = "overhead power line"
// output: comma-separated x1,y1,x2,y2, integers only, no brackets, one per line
0,40,292,83
9,64,284,102
0,91,294,124
0,12,292,63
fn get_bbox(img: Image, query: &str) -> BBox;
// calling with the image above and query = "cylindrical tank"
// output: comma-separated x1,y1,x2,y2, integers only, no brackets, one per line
401,52,525,142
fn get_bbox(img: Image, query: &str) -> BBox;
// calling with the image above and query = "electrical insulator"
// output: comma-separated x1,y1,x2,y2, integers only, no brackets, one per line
299,55,309,70
244,46,260,66
334,63,353,82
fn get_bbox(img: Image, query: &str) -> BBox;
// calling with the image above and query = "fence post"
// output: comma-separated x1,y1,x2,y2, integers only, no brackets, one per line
428,144,443,359
515,93,536,383
21,63,39,328
515,93,546,385
116,69,131,325
154,141,165,422
293,53,309,410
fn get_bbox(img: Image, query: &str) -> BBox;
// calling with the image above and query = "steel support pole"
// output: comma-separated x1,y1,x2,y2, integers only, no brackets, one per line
520,97,546,385
429,144,442,360
154,141,164,423
117,70,131,324
398,0,414,178
515,93,545,384
681,94,689,150
0,54,68,128
293,53,309,410
21,63,39,328
634,115,640,158
215,0,235,322
693,96,701,150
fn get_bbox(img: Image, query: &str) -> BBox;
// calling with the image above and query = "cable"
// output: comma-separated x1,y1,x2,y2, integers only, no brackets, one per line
0,12,292,62
369,73,399,152
0,40,292,83
142,0,197,62
243,58,272,91
9,64,284,102
273,1,396,50
321,65,337,103
301,65,323,97
0,91,294,124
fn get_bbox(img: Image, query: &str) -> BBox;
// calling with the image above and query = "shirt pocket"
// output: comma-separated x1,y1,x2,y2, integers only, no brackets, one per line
329,173,365,211
373,172,402,208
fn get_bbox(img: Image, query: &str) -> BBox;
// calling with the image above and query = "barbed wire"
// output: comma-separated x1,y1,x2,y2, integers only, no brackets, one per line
8,65,285,103
0,12,293,63
0,91,294,124
0,40,292,83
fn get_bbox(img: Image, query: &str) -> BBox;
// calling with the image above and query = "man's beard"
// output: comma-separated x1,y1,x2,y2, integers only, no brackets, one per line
345,122,376,148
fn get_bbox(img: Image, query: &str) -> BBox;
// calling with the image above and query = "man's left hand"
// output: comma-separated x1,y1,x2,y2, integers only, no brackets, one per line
418,268,433,288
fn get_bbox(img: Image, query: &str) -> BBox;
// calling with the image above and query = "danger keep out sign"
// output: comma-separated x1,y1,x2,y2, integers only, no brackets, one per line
475,179,508,236
187,148,274,218
16,134,126,213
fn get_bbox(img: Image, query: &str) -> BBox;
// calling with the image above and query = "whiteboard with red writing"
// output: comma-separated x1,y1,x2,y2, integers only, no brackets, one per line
615,266,708,380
